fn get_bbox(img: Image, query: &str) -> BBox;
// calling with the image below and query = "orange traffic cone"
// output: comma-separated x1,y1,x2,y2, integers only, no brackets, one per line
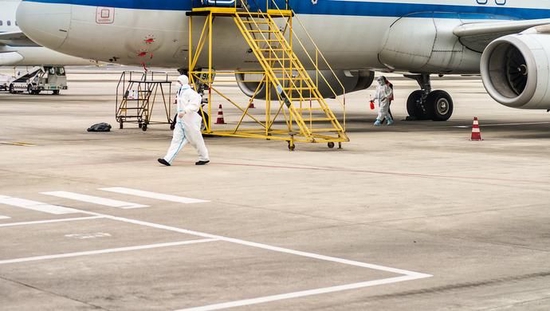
470,117,483,141
215,104,226,124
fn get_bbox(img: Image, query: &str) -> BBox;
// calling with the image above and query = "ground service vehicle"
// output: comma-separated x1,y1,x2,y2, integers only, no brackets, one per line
8,66,67,95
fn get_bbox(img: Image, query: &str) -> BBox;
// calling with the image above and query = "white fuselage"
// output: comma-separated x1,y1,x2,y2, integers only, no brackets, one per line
14,2,485,72
0,0,94,66
15,0,550,72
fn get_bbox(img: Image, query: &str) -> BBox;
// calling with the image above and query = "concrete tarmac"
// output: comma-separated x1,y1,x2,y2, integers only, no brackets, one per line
1,67,550,310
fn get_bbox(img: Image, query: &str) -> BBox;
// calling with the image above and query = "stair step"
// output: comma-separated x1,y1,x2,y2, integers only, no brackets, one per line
299,117,335,122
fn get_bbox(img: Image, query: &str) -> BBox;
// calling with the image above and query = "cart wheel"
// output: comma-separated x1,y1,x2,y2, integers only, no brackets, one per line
327,142,335,149
142,123,148,131
288,141,295,151
119,121,123,129
170,124,175,130
138,122,142,128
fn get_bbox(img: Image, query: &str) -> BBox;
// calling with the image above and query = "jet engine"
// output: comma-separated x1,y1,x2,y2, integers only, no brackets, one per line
235,69,374,99
480,30,550,109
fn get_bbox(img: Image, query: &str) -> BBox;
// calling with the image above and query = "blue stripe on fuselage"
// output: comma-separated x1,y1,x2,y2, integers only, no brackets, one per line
21,0,550,20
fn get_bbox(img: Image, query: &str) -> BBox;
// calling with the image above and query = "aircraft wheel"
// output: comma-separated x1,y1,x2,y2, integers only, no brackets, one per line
52,90,60,95
406,90,431,120
427,90,453,121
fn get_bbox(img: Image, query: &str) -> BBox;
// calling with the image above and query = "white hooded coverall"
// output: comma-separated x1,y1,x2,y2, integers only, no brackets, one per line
162,75,209,164
375,80,393,122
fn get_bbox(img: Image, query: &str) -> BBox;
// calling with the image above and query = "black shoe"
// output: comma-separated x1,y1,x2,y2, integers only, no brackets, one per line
195,160,210,165
158,158,170,166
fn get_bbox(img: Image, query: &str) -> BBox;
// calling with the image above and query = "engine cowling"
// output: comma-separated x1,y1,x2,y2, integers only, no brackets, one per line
480,31,550,109
235,70,374,99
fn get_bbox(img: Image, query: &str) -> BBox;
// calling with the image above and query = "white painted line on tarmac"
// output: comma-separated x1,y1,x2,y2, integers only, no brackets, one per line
178,275,427,311
0,215,10,220
84,212,432,310
0,205,431,309
99,213,431,277
0,216,103,228
100,187,209,204
0,195,80,214
0,239,218,265
41,191,148,209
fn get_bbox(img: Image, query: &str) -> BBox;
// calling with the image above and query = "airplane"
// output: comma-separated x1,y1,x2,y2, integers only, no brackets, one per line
14,0,550,121
0,0,95,66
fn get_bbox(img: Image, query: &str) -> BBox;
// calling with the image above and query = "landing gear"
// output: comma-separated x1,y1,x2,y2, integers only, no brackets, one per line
406,90,430,120
404,74,453,121
427,90,453,121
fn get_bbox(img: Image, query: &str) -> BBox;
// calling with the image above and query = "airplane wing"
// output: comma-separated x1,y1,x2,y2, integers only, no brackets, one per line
453,18,550,52
0,31,38,47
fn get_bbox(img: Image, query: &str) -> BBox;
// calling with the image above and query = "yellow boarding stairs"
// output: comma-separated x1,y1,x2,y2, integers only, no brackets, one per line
189,2,349,150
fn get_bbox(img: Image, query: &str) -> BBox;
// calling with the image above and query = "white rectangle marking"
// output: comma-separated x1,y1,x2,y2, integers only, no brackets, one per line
0,195,79,215
91,213,432,311
0,215,10,220
41,191,148,209
100,187,208,204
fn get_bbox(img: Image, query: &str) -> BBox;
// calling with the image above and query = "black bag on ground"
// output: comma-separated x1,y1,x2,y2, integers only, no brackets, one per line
87,122,112,132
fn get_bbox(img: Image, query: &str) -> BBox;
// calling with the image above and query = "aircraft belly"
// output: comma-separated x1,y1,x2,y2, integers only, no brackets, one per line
379,17,480,73
292,15,391,69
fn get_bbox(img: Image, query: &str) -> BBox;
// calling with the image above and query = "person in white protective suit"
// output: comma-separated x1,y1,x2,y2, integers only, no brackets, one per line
158,74,210,166
373,76,394,126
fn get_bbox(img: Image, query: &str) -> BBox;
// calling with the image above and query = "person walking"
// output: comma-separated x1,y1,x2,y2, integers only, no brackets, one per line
158,74,210,166
373,76,394,126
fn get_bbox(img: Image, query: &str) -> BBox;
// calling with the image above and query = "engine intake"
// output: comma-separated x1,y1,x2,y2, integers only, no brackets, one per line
480,33,550,109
